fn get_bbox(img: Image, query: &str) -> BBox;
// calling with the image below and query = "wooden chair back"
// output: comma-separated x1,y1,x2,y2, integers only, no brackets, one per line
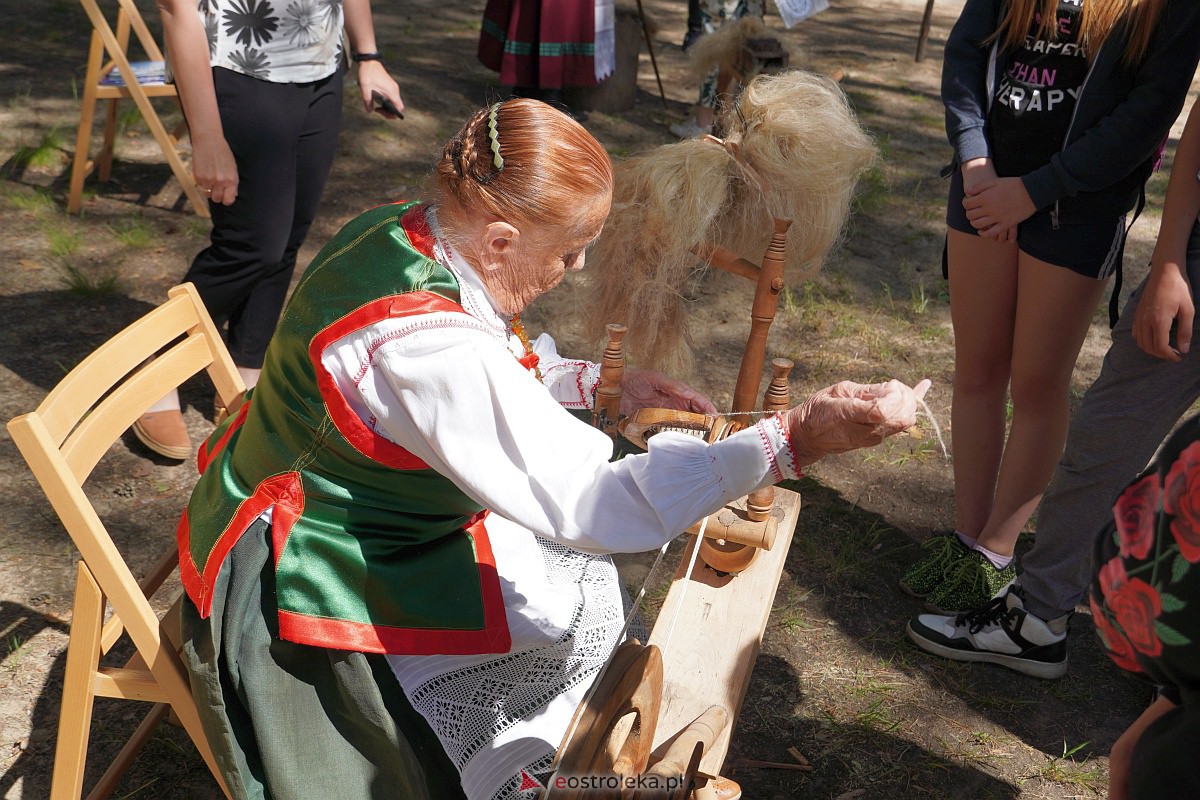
68,0,209,217
7,283,240,799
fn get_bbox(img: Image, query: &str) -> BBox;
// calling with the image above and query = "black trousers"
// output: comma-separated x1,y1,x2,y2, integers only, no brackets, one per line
183,67,344,369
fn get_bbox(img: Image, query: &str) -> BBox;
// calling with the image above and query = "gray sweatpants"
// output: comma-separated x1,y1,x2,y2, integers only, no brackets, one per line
1021,221,1200,620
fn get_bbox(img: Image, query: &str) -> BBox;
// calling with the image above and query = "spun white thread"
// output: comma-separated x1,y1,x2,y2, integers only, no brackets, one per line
918,396,950,460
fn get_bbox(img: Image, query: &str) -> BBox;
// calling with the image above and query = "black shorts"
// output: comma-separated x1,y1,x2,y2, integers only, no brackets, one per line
946,169,1125,280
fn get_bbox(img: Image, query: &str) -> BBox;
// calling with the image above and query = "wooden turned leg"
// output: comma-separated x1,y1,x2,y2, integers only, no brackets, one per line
746,358,794,521
594,323,627,436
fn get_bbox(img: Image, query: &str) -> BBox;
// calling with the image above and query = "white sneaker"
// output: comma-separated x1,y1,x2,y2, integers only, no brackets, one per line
669,117,712,139
905,582,1070,679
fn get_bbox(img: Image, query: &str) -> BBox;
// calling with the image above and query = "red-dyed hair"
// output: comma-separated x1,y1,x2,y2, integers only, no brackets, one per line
431,99,613,240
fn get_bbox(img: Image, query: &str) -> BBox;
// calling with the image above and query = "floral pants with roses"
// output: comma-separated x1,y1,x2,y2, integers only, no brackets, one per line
1092,413,1200,798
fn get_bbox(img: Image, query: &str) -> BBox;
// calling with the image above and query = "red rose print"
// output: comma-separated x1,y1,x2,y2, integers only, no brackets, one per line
1113,474,1159,560
1090,595,1142,673
1170,488,1200,563
1097,557,1128,601
1105,576,1163,657
1162,441,1200,515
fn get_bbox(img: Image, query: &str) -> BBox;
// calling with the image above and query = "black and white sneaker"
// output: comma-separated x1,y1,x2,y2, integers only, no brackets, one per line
905,583,1070,679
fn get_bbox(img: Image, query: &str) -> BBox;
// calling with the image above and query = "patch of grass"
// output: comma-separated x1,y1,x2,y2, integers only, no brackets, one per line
1035,740,1106,792
3,633,27,672
5,187,58,213
853,163,889,216
184,218,212,239
59,262,122,297
46,226,85,258
9,129,67,171
109,217,155,248
852,697,902,732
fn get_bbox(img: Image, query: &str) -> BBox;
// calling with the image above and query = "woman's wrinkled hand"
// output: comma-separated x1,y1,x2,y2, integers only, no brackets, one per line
620,369,718,416
785,379,932,466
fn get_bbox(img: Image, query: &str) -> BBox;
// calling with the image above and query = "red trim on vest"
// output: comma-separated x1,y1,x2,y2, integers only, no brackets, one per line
400,205,436,258
196,400,251,475
178,472,305,617
276,513,512,655
309,292,467,470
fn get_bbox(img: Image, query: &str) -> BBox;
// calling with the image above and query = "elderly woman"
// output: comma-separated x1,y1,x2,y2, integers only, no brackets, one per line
178,98,928,800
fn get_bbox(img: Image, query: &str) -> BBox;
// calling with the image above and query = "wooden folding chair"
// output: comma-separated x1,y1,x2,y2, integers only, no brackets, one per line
68,0,209,217
7,284,241,799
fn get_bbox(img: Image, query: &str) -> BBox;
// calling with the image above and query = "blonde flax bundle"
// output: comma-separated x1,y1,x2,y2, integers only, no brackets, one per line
584,69,877,372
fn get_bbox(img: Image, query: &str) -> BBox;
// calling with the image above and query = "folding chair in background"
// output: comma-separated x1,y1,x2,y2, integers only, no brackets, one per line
7,284,241,799
68,0,209,217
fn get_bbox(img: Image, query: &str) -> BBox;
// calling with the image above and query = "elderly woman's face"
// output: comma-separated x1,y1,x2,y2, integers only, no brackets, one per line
489,194,610,315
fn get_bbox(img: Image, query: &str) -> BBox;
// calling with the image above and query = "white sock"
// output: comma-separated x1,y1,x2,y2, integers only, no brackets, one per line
146,388,180,413
237,366,262,390
955,530,976,548
971,541,1013,570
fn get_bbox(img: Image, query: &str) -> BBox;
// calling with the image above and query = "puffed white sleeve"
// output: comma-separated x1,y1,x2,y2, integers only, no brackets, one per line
530,332,600,410
320,317,799,554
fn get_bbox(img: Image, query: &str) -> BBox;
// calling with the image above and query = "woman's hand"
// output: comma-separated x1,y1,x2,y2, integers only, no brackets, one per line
785,379,931,467
192,135,239,206
963,176,1034,240
620,369,718,416
1133,261,1194,361
356,60,404,119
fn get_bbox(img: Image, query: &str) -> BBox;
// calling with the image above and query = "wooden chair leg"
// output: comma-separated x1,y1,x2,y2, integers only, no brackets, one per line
68,43,103,214
50,563,105,800
129,93,209,218
98,98,118,183
85,703,170,800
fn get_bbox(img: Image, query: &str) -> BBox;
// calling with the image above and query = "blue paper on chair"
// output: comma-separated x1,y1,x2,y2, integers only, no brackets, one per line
100,60,168,86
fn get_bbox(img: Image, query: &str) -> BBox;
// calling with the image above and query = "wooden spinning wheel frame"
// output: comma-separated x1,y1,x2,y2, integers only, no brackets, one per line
548,144,805,798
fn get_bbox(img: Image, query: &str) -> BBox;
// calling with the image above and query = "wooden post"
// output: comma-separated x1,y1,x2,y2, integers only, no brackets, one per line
915,0,936,62
745,358,794,522
594,323,627,436
731,219,790,417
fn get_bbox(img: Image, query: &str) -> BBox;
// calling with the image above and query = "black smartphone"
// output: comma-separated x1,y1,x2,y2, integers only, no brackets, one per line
372,90,403,119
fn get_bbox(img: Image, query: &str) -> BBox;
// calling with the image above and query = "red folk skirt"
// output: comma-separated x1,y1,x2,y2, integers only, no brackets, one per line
478,0,598,89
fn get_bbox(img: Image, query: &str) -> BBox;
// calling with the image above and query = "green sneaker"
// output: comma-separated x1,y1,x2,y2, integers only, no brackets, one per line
899,534,970,598
923,550,1016,614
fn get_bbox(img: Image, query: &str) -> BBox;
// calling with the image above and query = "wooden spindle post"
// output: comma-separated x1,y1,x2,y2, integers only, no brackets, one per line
731,218,791,417
745,358,793,521
594,323,627,437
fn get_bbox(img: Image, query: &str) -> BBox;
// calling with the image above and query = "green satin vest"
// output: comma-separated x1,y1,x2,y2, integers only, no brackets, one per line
178,202,511,655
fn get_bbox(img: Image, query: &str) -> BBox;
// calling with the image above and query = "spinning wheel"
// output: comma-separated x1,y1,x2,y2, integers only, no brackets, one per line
549,641,663,799
552,641,737,800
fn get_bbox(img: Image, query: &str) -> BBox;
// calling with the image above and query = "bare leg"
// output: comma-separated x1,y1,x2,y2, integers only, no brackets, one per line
946,228,1019,537
974,254,1109,556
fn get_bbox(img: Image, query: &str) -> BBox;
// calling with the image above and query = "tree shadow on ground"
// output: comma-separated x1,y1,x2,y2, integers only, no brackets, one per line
770,476,1152,792
0,598,222,799
729,653,1021,800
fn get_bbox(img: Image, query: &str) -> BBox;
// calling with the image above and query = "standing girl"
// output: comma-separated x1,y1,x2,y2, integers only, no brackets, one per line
901,0,1200,612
